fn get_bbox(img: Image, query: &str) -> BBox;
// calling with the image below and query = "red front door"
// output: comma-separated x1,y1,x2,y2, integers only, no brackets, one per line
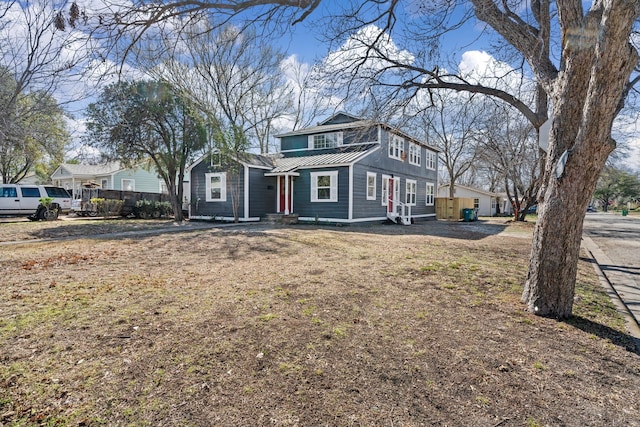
279,176,293,213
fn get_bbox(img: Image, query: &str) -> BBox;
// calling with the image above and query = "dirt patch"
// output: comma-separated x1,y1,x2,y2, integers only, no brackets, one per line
1,220,639,426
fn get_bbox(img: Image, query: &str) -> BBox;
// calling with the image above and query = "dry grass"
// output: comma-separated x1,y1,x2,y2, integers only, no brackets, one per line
1,219,639,426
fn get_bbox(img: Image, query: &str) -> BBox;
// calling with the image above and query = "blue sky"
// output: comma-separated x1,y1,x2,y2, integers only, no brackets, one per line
1,0,638,169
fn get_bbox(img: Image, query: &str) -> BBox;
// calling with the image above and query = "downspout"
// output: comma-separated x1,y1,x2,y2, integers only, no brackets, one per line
244,164,250,220
348,164,353,220
285,174,290,215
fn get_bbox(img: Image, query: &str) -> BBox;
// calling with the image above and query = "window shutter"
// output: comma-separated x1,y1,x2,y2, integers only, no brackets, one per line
220,173,227,202
330,174,338,202
308,135,314,149
311,175,318,202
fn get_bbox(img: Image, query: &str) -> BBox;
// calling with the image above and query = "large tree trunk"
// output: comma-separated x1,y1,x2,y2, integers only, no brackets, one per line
521,1,638,318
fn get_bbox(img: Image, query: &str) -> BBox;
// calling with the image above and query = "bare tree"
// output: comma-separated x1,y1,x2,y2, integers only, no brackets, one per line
282,57,338,131
0,1,93,182
411,91,484,198
477,104,542,221
140,22,291,154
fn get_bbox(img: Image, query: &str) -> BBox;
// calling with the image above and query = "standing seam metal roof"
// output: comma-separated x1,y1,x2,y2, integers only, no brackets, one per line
269,144,379,173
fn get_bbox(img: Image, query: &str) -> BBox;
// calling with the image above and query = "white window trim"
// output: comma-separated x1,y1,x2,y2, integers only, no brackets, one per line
310,171,338,202
426,151,437,170
382,175,401,207
366,172,376,201
406,179,417,206
210,151,222,167
308,132,343,150
121,179,135,191
205,172,227,202
388,135,405,160
425,183,435,206
381,174,390,206
408,143,421,166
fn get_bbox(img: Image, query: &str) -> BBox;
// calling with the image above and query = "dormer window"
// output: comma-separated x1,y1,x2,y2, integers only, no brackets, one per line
308,132,343,149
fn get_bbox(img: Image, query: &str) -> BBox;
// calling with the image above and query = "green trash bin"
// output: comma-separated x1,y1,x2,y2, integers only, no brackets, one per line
462,208,474,222
622,209,628,217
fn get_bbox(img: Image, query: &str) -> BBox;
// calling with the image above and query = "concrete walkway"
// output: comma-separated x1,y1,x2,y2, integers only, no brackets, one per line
581,214,640,349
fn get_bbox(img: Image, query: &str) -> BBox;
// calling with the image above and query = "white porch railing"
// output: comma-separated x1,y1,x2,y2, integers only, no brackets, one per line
386,200,412,225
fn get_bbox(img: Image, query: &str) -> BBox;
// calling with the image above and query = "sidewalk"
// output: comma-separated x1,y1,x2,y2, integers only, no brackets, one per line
582,235,640,349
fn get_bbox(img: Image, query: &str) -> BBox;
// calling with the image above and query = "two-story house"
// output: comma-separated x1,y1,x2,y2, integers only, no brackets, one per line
188,112,439,224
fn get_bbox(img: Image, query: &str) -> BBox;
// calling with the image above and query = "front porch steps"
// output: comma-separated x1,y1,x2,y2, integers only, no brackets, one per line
387,212,412,225
263,213,299,225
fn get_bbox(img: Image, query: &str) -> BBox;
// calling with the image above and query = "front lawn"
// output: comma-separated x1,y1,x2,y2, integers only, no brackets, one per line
1,222,638,426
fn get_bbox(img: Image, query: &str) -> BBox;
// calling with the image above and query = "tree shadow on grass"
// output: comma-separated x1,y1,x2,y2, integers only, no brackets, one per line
564,315,640,355
297,219,512,241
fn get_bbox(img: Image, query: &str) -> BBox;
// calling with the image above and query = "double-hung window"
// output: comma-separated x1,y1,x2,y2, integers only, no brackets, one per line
308,132,343,150
388,135,405,160
366,172,376,200
205,172,227,202
426,151,437,170
406,180,417,205
425,183,435,206
311,171,338,202
408,143,421,166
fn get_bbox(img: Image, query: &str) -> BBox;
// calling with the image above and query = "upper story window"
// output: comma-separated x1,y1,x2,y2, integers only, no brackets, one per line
408,143,421,166
426,151,437,170
308,132,343,150
388,135,405,160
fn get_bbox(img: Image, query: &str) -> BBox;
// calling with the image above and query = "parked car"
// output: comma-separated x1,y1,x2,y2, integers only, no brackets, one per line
527,205,538,214
587,205,597,212
0,184,72,219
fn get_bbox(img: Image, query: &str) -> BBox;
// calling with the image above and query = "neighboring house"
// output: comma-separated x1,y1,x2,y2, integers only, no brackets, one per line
188,112,440,224
437,184,512,216
51,162,167,198
18,174,39,184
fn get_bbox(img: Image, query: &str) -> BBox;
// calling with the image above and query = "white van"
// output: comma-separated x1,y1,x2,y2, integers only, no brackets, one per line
0,184,72,218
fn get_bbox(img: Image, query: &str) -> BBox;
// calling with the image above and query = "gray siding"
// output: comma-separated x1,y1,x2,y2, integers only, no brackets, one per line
351,163,387,219
190,160,244,218
280,134,308,152
294,167,349,220
248,169,277,217
281,126,379,154
352,129,438,220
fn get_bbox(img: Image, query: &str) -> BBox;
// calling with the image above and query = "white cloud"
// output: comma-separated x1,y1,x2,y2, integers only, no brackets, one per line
458,50,533,98
322,24,414,77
